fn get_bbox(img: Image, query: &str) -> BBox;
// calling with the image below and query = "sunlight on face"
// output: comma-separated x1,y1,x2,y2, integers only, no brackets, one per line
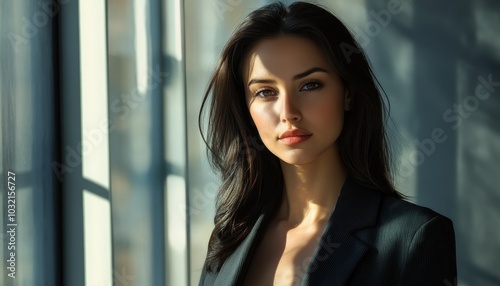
243,36,347,165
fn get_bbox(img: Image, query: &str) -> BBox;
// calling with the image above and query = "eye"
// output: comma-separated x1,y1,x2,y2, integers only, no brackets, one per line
254,88,277,98
300,81,323,92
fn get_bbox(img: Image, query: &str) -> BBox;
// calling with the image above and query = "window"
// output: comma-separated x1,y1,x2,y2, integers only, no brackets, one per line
1,1,498,285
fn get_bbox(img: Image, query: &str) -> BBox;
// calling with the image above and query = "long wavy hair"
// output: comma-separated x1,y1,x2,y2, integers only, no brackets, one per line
199,1,403,273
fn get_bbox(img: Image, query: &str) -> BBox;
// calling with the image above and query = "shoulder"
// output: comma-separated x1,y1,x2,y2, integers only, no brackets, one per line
351,183,455,255
377,194,454,234
357,191,456,274
341,178,454,241
375,195,457,284
345,178,454,235
350,191,457,284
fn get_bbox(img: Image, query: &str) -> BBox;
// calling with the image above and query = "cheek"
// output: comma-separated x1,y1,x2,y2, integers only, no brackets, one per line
308,96,344,124
250,107,270,127
249,105,277,140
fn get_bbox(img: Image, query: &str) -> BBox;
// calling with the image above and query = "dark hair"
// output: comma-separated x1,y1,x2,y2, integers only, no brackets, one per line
199,1,403,273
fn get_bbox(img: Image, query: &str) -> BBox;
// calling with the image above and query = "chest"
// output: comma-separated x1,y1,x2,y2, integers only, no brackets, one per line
242,224,326,286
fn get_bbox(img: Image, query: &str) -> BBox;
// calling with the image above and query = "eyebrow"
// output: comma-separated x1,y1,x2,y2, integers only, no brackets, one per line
247,67,330,87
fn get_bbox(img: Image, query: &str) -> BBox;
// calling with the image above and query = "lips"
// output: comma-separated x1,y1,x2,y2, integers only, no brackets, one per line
278,129,312,145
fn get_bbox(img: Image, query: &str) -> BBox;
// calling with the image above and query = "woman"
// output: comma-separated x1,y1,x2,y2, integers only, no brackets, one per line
198,2,456,285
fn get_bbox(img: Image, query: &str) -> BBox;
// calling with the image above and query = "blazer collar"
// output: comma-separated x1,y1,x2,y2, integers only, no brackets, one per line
214,214,269,286
215,177,382,286
302,177,382,285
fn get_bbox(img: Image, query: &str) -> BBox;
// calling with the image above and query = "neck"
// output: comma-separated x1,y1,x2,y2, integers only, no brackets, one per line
277,147,346,228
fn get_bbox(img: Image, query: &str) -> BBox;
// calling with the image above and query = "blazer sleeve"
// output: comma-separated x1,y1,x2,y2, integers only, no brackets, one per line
398,215,457,286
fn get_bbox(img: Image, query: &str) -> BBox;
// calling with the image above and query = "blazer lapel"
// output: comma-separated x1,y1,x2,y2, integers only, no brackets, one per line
214,213,268,285
303,178,382,286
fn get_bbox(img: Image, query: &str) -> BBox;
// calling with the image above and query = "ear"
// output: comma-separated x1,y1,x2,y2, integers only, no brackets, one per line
344,90,352,111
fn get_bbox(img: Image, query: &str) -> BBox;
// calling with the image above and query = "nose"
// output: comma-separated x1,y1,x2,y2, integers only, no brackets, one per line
279,91,302,123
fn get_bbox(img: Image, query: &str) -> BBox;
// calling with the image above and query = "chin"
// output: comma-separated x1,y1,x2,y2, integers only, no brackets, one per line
275,151,316,166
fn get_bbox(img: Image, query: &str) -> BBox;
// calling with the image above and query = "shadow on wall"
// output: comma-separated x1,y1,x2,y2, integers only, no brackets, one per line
364,0,500,285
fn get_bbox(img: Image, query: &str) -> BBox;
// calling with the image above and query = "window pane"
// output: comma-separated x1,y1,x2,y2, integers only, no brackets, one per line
0,1,59,285
107,0,165,285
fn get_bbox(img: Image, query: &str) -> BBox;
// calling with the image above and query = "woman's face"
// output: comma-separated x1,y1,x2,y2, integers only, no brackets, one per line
243,36,347,165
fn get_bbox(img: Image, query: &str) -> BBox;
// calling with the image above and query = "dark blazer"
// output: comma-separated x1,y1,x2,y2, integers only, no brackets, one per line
199,178,457,285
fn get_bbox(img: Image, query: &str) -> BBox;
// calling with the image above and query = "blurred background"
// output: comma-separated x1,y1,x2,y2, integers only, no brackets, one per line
1,0,499,285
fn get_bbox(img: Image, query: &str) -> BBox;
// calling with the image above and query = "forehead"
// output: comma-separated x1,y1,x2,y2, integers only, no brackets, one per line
243,36,331,81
